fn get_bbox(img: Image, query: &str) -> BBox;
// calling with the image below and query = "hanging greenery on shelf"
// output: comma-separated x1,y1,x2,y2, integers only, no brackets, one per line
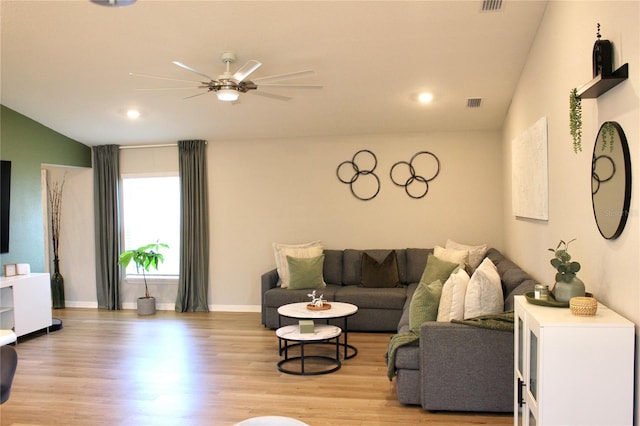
569,88,582,153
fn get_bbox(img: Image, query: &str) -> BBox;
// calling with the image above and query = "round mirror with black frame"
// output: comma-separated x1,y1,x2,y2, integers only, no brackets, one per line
591,121,632,239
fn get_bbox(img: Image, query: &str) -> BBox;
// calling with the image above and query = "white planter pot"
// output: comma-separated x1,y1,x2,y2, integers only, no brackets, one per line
137,296,156,316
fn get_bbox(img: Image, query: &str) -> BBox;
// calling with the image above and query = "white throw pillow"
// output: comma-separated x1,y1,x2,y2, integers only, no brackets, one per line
437,267,470,322
445,239,488,271
272,241,324,288
434,245,469,266
463,257,503,319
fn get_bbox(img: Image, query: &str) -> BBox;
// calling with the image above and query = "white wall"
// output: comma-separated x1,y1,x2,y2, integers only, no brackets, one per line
209,131,504,309
43,166,96,308
58,130,503,310
502,1,639,421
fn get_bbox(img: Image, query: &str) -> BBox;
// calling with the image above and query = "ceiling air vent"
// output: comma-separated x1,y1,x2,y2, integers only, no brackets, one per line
467,98,482,108
481,0,502,11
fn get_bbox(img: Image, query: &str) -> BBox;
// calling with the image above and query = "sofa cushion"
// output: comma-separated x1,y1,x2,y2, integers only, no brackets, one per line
264,284,340,308
272,241,324,288
406,248,432,283
361,251,400,288
322,249,343,285
420,253,459,286
287,254,326,290
464,257,504,319
445,239,488,271
335,285,407,310
409,279,443,330
343,249,408,285
434,245,469,266
437,267,470,322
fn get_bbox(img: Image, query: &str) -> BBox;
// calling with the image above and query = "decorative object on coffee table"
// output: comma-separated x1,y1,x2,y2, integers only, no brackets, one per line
548,239,585,303
306,290,330,310
118,241,168,315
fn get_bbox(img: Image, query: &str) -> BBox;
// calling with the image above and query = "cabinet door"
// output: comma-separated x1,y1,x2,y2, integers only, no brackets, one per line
12,274,52,336
525,316,540,425
514,308,526,426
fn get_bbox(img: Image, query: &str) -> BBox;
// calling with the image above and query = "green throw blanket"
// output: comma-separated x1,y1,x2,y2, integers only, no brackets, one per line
451,310,515,331
385,311,515,381
385,330,419,380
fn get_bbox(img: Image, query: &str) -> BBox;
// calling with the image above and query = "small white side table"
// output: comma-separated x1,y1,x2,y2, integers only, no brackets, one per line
276,324,342,375
277,302,358,359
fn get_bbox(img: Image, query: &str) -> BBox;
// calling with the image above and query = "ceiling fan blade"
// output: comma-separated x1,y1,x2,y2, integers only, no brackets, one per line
232,60,262,83
182,91,211,100
250,91,292,101
172,61,216,81
252,70,315,84
258,84,323,89
135,87,202,91
129,72,202,84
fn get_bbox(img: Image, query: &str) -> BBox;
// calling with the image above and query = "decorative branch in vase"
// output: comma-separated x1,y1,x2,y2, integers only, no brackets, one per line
47,174,66,309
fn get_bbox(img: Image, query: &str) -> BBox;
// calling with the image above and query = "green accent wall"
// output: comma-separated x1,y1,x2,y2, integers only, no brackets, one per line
0,105,91,272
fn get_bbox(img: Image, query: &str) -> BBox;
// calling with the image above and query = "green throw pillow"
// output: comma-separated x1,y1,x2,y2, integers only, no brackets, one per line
420,253,460,285
409,279,443,331
286,254,326,290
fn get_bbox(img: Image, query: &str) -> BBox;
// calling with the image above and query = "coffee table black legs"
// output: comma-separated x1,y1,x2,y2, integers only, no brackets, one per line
277,333,341,376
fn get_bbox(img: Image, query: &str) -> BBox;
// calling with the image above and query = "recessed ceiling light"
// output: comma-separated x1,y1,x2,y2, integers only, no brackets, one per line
126,109,141,119
417,92,434,104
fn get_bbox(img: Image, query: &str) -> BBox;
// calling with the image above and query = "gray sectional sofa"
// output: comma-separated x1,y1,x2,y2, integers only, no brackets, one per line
261,247,538,412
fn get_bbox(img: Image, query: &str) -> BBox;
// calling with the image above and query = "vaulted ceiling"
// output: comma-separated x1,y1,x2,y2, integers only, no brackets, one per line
0,0,547,146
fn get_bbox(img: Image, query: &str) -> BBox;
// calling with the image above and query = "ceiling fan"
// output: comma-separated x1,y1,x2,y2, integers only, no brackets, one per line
131,52,322,102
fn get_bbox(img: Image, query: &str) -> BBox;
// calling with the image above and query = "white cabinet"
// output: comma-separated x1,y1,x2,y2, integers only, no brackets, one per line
514,295,634,426
0,273,52,338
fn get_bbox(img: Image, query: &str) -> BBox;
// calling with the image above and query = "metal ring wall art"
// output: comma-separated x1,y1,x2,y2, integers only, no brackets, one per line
390,151,440,199
336,149,380,201
591,154,616,195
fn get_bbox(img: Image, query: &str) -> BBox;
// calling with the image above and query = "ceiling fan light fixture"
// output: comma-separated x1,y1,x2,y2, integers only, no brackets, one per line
217,89,239,102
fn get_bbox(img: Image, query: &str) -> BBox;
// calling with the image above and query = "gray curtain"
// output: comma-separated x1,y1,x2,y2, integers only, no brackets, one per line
93,145,121,310
175,140,210,312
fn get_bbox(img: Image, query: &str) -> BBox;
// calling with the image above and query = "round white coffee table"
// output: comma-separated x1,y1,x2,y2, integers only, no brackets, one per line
277,301,358,359
276,324,342,375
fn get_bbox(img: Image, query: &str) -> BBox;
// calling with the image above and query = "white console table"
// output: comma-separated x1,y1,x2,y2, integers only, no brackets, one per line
0,273,52,338
514,295,634,426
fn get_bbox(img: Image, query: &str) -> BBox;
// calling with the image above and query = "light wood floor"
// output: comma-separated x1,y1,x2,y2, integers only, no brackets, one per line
0,309,512,426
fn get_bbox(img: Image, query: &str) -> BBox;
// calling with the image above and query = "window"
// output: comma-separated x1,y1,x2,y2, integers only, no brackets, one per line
122,175,180,277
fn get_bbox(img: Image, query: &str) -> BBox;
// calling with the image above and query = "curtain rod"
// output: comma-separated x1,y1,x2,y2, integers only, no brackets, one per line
119,143,176,150
118,141,208,150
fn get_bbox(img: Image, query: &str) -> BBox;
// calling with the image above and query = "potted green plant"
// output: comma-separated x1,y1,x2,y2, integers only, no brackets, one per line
548,239,585,302
118,241,169,315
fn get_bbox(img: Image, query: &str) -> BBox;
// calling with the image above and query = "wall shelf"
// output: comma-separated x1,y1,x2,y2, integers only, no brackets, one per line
577,63,628,98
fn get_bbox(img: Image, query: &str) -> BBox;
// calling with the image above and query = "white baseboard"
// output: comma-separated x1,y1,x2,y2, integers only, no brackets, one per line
59,301,261,313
